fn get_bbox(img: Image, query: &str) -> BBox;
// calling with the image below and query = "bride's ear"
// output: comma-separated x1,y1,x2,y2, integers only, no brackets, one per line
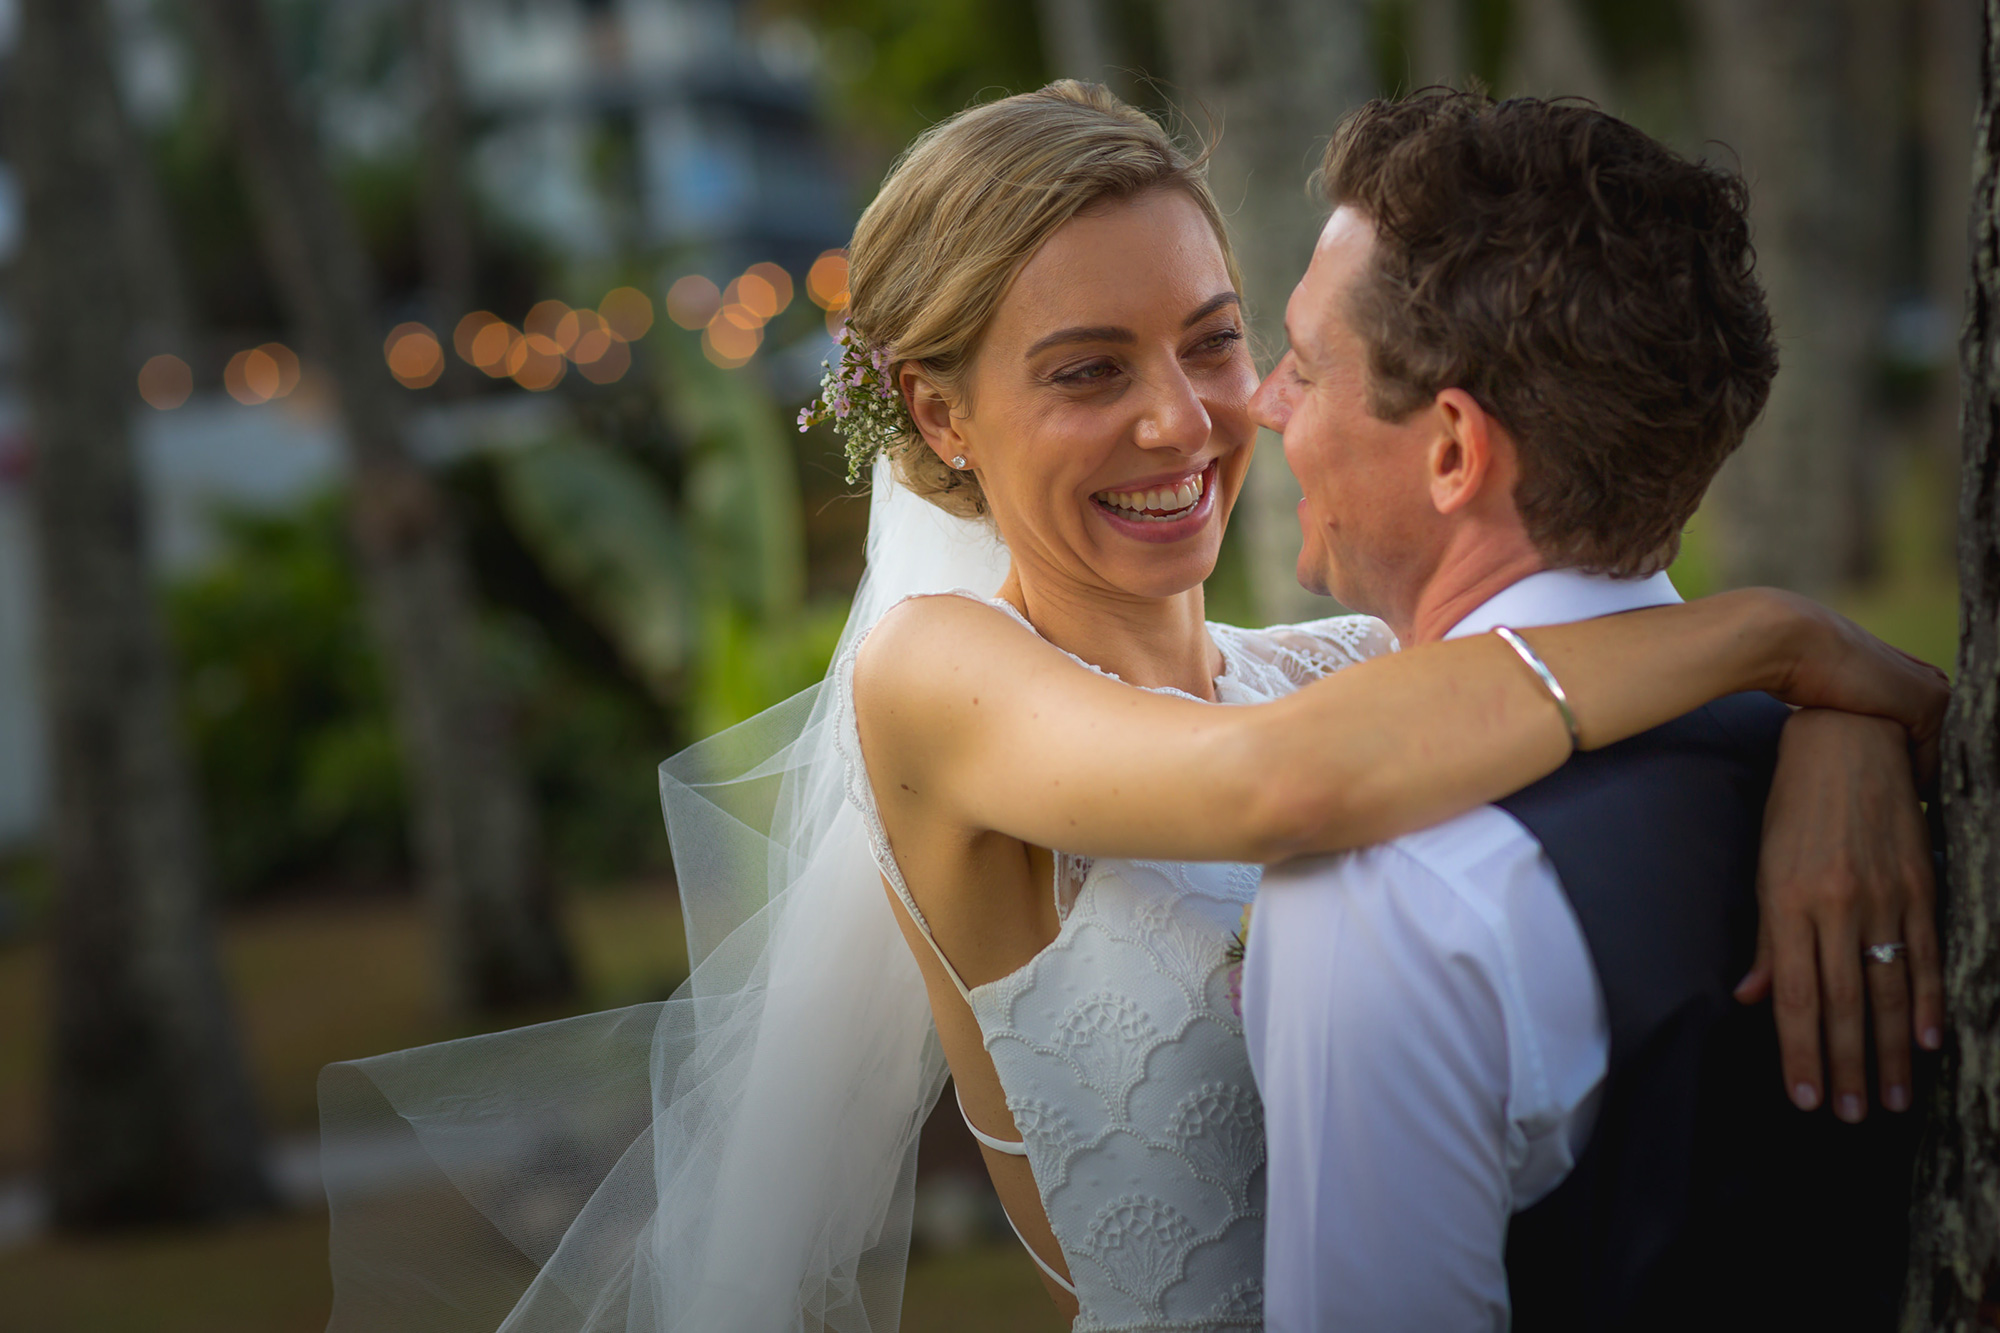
900,366,970,470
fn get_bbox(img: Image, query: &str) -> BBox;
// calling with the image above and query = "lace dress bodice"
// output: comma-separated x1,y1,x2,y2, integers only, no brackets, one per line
834,592,1392,1332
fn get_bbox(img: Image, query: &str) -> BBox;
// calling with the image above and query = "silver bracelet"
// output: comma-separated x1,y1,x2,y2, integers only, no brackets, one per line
1493,625,1582,753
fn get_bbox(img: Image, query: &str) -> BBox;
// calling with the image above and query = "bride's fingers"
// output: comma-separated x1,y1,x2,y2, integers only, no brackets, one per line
1816,921,1871,1123
1907,901,1945,1056
1734,919,1774,1005
1769,917,1825,1111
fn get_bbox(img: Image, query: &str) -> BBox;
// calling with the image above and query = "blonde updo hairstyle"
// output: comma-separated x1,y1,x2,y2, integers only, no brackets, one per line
846,80,1240,518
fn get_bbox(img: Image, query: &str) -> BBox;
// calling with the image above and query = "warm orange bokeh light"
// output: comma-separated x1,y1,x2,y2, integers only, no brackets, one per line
665,275,721,331
470,321,519,376
258,343,301,398
455,311,500,363
577,335,632,385
225,347,283,405
745,262,793,315
385,323,444,389
806,251,849,310
138,354,193,410
525,299,573,348
824,304,848,338
558,308,611,360
508,333,567,391
600,286,655,341
729,273,779,322
703,312,761,367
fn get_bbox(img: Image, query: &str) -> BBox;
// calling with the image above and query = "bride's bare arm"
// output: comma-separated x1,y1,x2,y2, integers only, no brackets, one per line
855,586,1946,865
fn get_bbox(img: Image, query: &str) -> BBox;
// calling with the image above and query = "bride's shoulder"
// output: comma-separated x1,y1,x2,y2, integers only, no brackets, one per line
1210,613,1398,682
851,591,1047,712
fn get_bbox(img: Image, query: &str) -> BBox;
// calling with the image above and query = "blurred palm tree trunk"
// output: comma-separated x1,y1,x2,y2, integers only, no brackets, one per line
13,0,273,1228
1903,2,2000,1319
414,0,476,391
1506,0,1616,108
1410,0,1466,89
187,0,576,1015
1157,0,1375,625
1691,0,1900,595
1037,0,1121,91
1922,0,1980,501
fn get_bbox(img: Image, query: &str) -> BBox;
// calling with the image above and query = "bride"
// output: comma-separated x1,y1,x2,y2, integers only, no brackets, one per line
320,82,1944,1333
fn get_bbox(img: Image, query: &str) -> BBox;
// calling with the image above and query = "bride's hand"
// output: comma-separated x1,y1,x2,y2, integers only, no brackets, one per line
1752,589,1950,786
1734,709,1941,1124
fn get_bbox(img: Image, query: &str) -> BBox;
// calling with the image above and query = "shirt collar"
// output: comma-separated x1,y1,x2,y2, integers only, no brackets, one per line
1441,568,1683,641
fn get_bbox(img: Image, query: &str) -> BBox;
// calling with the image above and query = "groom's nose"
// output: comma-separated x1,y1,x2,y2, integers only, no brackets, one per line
1251,354,1297,432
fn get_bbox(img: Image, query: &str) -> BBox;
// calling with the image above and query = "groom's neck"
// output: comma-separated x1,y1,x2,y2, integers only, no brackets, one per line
1393,529,1547,647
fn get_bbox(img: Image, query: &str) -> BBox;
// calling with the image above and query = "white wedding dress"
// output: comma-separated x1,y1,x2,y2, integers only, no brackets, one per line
317,463,1390,1333
835,591,1391,1331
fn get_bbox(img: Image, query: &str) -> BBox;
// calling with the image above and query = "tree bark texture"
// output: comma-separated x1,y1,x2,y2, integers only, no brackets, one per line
1037,0,1121,92
1902,4,2000,1323
1157,0,1375,625
187,0,575,1015
414,0,476,379
1691,0,1900,596
1506,0,1616,109
12,0,273,1228
1409,0,1466,90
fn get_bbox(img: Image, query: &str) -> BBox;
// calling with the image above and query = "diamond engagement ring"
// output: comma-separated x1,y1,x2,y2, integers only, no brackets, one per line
1863,941,1908,966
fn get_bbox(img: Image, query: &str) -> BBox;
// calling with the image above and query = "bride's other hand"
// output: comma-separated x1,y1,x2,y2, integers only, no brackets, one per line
1733,709,1941,1124
1753,588,1950,786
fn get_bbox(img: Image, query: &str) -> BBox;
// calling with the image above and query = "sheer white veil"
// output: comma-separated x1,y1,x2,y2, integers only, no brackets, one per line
319,456,1010,1333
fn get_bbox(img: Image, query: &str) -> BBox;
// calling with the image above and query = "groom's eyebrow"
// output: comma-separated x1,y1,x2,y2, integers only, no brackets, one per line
1024,293,1243,358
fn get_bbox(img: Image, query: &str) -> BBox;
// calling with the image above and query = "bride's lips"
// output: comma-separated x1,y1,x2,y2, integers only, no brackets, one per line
1089,461,1219,544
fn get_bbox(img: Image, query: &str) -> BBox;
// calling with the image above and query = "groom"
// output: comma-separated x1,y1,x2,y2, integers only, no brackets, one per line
1241,93,1921,1331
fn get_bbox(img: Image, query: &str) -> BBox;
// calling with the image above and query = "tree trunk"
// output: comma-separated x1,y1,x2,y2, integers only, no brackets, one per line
1690,0,1900,595
1922,0,1981,513
1506,0,1616,108
414,0,476,389
1901,5,2000,1322
1157,0,1376,625
187,0,576,1015
1409,0,1466,90
1037,0,1120,90
12,0,273,1229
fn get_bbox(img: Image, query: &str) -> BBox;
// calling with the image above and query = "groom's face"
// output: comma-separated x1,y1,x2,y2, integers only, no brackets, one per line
1250,208,1443,623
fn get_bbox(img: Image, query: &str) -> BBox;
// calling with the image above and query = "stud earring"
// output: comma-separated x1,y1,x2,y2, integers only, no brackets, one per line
951,455,967,469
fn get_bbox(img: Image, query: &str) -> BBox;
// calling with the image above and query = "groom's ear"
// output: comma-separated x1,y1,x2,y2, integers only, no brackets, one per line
900,366,967,465
1426,388,1512,517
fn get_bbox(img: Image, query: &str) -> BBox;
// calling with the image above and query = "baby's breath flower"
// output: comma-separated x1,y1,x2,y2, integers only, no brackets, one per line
797,324,910,482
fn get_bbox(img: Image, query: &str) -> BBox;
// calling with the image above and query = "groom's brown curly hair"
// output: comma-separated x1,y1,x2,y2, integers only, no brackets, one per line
1320,91,1778,576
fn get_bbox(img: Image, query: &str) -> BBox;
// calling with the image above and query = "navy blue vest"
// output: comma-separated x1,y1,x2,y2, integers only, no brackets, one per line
1496,693,1920,1332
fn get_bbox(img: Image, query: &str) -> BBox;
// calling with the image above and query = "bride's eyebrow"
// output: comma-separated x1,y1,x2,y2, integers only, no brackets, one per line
1024,291,1243,359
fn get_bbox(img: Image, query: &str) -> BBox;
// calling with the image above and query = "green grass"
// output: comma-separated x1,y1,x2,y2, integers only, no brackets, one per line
0,887,1061,1332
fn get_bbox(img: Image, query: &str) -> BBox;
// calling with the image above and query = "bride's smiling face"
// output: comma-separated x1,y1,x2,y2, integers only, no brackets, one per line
902,188,1258,600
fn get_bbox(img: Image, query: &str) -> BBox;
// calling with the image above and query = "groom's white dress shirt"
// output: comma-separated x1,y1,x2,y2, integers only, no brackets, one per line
1242,568,1684,1332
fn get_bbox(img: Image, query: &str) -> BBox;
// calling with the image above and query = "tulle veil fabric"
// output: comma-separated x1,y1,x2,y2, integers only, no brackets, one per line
319,458,1011,1333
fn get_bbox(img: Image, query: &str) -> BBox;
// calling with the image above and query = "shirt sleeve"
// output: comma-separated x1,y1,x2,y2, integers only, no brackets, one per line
1243,837,1520,1333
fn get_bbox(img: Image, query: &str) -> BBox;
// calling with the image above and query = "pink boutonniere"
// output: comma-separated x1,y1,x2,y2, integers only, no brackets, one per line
1223,903,1254,1018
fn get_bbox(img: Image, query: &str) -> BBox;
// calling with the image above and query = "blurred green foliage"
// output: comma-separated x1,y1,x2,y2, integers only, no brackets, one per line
768,0,1048,143
166,499,408,896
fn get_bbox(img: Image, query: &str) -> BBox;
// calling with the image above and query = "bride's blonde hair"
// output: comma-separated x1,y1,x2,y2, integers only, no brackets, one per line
847,80,1239,518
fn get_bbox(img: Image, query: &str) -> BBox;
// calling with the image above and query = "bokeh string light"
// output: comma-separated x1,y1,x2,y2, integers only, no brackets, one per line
137,354,193,411
225,343,302,405
666,276,722,331
384,323,445,389
600,287,655,342
806,250,850,336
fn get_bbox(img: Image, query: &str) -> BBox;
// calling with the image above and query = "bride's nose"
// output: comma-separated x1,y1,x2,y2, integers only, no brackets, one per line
1133,365,1212,453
